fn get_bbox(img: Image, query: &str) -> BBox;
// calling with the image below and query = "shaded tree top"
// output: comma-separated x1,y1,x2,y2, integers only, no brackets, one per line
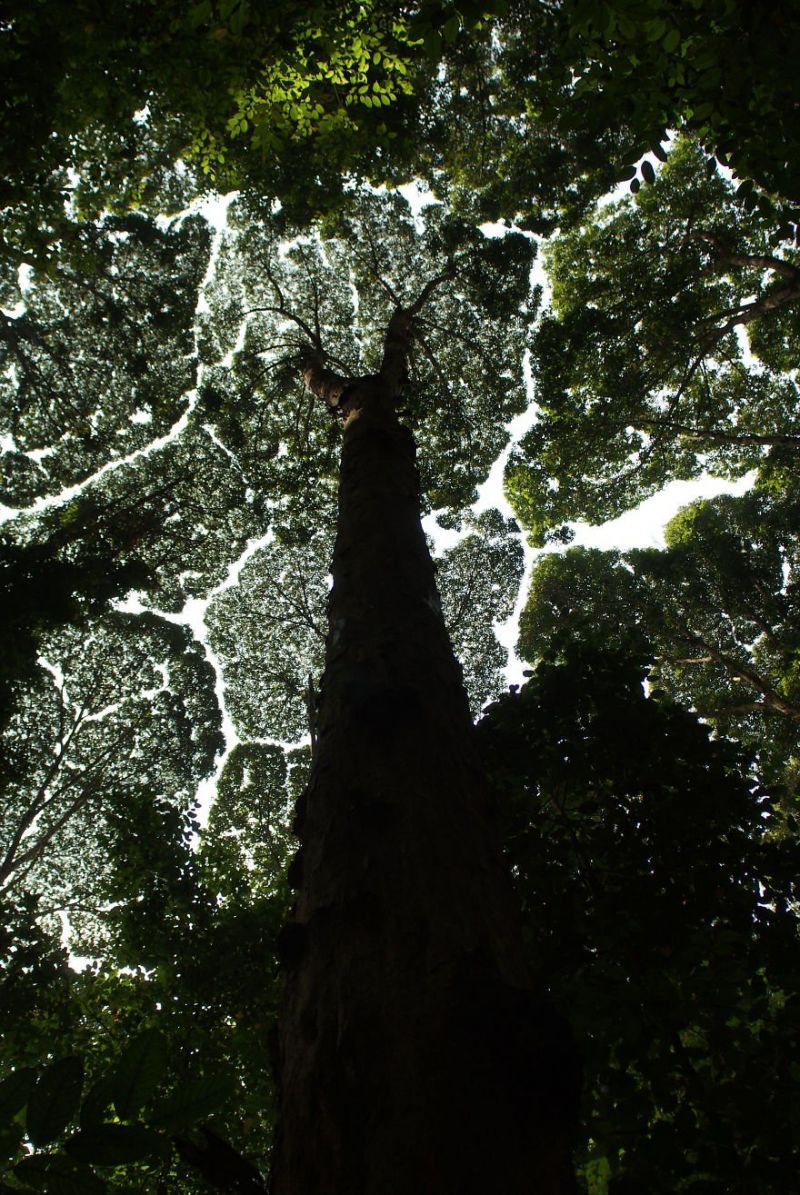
517,478,800,796
479,645,800,1192
200,189,537,515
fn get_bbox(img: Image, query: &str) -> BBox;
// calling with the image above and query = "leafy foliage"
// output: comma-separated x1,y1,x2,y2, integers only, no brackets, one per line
0,1028,267,1192
198,743,307,902
202,189,536,513
530,0,800,203
0,213,210,506
506,137,800,543
0,171,538,1189
518,482,800,800
436,508,524,715
0,0,446,244
3,6,799,1188
207,531,331,745
0,611,221,950
480,648,800,1193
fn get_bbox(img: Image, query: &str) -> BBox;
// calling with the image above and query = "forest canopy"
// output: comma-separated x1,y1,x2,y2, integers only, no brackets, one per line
1,2,799,1193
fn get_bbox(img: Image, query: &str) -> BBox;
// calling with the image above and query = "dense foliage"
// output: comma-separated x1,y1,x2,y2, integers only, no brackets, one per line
0,176,537,1188
507,136,800,544
2,2,799,1191
519,482,800,803
480,649,800,1193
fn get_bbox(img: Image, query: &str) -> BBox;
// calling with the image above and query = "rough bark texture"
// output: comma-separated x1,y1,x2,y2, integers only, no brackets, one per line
269,374,578,1194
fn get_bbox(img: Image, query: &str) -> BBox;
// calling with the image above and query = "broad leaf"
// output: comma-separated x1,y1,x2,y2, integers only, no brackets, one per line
79,1077,114,1130
0,1121,24,1164
0,1068,36,1121
13,1151,106,1194
64,1123,168,1166
149,1072,238,1131
25,1057,83,1148
110,1029,168,1119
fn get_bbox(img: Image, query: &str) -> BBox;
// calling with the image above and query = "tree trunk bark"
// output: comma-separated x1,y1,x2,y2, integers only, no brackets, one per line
269,377,578,1195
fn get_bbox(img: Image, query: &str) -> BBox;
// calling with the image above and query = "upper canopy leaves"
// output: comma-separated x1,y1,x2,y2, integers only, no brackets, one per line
0,213,210,508
518,481,800,800
0,610,221,950
506,137,800,544
203,188,537,513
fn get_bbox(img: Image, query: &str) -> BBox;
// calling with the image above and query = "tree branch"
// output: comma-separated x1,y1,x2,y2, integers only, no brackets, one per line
635,419,800,450
376,272,453,400
691,232,800,282
678,635,800,722
301,354,353,410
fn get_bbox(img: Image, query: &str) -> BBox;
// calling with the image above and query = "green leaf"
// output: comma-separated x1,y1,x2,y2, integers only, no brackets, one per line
110,1029,168,1120
64,1123,169,1166
26,1058,84,1148
644,18,667,42
442,15,460,44
79,1078,114,1130
0,1121,24,1165
423,31,442,59
662,27,680,53
187,0,212,29
0,1069,37,1121
148,1072,238,1131
13,1151,106,1194
640,160,656,185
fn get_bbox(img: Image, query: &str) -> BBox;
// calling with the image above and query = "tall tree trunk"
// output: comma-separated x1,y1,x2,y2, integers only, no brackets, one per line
269,376,578,1194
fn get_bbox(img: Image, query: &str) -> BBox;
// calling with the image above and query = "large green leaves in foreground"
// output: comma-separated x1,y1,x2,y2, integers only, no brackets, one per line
5,1,798,261
0,0,444,254
506,137,800,544
479,649,800,1194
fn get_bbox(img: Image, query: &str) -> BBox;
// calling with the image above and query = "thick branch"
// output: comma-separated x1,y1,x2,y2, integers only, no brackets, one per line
302,272,452,413
680,635,800,722
692,232,800,282
246,304,320,348
0,704,87,884
379,308,414,397
636,420,800,450
301,355,353,411
696,702,781,719
378,273,452,399
406,272,453,317
687,232,800,336
715,283,800,335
